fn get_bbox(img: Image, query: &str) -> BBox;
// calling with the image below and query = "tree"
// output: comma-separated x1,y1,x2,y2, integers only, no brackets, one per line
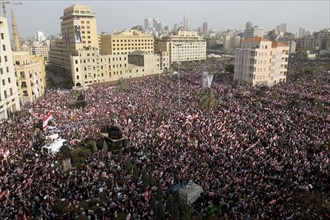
142,170,149,189
225,64,234,73
156,202,166,220
132,166,139,182
315,98,324,112
117,149,123,161
102,140,108,151
150,196,157,213
199,87,217,123
184,212,191,220
149,175,155,187
156,185,164,201
116,79,126,92
174,191,181,208
172,203,180,220
166,194,174,215
124,158,132,173
88,140,98,152
195,213,203,220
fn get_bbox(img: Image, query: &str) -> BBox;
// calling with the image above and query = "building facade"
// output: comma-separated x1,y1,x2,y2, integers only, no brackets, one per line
243,26,264,40
0,17,20,119
99,30,154,55
154,30,206,64
70,48,169,87
234,37,289,86
31,44,50,62
13,51,46,104
49,4,99,73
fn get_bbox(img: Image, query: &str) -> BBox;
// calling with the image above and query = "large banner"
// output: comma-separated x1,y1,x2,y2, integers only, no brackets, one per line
74,18,82,43
202,71,214,88
33,73,39,97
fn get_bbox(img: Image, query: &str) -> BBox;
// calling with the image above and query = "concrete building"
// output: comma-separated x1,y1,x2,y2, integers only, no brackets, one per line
49,4,99,73
144,18,153,30
202,22,208,36
99,30,154,55
70,48,169,87
154,30,206,64
234,37,289,86
243,26,264,39
298,28,306,38
0,17,20,119
51,4,168,87
223,31,241,51
280,23,288,34
13,51,46,104
35,31,46,42
31,44,50,62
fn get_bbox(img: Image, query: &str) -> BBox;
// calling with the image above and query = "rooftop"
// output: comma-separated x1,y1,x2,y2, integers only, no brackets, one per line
243,37,271,43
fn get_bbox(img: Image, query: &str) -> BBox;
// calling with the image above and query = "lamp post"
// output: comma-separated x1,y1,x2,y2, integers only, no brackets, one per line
174,43,182,109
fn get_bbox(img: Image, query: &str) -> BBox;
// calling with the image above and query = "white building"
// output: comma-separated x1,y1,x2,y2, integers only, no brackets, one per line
154,30,206,64
35,31,46,42
234,37,289,86
0,17,21,119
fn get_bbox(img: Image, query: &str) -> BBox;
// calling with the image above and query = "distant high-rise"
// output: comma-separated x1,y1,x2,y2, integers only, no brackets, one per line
202,22,208,36
144,18,153,30
280,23,288,33
35,31,46,42
182,16,188,29
245,21,252,30
243,25,264,39
298,28,306,38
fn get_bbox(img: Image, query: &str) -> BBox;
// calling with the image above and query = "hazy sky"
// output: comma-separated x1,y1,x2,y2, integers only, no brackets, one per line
5,0,330,38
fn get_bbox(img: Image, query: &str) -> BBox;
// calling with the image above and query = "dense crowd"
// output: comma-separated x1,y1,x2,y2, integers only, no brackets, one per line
0,58,329,219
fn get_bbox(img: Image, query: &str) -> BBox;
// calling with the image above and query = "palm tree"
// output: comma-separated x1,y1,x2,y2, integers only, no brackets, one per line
199,87,217,124
116,78,126,92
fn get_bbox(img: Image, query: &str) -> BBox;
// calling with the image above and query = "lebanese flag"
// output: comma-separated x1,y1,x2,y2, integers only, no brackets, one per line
43,113,53,129
0,189,10,200
0,148,10,160
142,190,152,201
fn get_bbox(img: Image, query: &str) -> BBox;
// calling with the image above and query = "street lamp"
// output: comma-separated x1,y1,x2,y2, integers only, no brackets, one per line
174,43,182,108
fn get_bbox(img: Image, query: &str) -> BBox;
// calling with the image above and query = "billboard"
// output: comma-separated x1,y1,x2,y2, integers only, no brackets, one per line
74,18,82,43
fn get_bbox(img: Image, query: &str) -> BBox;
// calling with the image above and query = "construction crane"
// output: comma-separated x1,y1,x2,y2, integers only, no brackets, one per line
2,0,22,17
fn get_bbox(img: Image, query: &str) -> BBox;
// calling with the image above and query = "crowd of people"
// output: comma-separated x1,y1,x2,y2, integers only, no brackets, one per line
0,58,329,219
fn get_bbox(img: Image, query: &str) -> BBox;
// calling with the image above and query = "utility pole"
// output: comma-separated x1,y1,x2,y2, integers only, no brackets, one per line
174,43,182,109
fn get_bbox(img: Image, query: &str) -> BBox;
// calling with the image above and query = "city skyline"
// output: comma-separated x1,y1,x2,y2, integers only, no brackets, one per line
3,0,330,38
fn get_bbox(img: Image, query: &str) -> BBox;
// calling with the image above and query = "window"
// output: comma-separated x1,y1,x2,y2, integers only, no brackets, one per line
0,33,4,39
2,44,6,51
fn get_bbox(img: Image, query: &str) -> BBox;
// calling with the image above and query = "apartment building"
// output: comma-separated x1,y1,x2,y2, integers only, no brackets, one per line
49,4,99,73
154,30,206,64
0,17,20,119
100,30,154,55
50,4,169,87
13,51,46,103
234,37,289,86
31,44,50,62
70,47,169,87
